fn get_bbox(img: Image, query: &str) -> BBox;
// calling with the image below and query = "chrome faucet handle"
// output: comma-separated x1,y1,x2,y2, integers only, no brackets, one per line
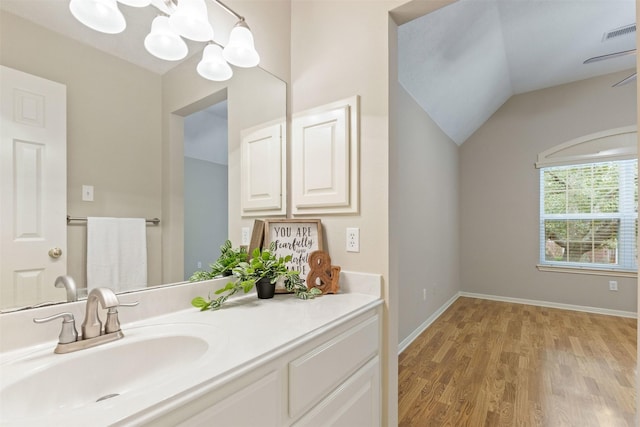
119,301,140,307
33,312,78,344
105,301,139,334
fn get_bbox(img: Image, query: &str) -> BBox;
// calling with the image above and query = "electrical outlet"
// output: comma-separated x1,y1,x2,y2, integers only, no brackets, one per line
609,280,618,291
423,288,427,301
197,261,202,269
346,227,360,252
241,227,250,245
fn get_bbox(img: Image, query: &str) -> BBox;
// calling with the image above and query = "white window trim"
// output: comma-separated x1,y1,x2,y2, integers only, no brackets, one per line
536,264,637,278
536,126,636,168
537,127,638,275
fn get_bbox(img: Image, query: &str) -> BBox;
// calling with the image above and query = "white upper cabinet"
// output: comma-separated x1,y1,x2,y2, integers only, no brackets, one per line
240,121,286,216
291,96,359,215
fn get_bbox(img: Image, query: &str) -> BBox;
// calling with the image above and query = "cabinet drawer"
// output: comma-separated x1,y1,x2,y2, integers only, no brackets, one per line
288,314,379,418
292,356,380,427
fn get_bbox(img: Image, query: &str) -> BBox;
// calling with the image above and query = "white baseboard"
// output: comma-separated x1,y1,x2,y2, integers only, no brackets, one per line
397,293,459,355
459,291,637,319
398,291,637,355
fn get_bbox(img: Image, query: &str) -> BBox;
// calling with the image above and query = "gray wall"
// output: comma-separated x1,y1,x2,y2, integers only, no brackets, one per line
460,70,637,313
184,158,228,280
391,80,461,344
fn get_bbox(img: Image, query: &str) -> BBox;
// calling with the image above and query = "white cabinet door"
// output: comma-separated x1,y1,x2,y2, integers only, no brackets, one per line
240,121,285,216
289,315,379,419
292,357,380,427
177,371,281,427
0,66,67,309
291,96,359,215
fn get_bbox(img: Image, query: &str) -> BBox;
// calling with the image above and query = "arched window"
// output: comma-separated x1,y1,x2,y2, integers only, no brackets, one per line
537,127,637,273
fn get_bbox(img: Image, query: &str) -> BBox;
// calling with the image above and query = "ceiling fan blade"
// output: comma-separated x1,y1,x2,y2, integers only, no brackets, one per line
612,72,637,87
583,49,637,64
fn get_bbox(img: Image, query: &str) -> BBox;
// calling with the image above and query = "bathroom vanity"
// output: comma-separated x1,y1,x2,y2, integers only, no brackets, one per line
0,272,382,427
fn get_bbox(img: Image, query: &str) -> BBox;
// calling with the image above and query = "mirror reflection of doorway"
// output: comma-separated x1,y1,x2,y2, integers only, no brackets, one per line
183,100,228,280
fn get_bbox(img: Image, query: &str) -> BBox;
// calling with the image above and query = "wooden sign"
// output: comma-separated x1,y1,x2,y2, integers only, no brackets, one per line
248,219,265,256
263,219,323,281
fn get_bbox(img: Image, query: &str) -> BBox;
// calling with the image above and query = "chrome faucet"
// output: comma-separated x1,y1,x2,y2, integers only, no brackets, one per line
81,287,120,339
54,275,78,302
34,287,138,354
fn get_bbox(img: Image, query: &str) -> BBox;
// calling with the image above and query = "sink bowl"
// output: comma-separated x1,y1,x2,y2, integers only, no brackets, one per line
0,323,217,424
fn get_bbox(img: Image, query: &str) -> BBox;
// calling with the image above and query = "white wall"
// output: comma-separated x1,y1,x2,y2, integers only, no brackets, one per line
460,70,637,313
391,82,460,344
290,1,401,423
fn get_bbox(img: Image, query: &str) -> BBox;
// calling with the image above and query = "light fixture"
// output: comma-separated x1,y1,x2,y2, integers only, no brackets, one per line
144,16,188,61
223,20,260,68
197,44,233,81
169,0,214,42
69,0,126,34
117,0,151,6
68,0,260,81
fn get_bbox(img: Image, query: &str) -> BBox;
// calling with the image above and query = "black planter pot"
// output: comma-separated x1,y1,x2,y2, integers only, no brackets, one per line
255,278,275,299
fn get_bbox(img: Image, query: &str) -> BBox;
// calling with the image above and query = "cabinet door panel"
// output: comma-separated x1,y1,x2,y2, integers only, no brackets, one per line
240,122,285,215
291,96,359,215
177,371,280,427
289,315,379,418
292,356,380,427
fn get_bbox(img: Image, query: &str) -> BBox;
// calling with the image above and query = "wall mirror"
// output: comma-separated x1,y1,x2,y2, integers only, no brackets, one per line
0,2,286,311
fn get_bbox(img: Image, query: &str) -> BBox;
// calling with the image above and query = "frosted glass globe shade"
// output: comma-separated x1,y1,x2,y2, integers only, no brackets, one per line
69,0,126,34
117,0,151,6
223,23,259,68
144,16,188,61
169,0,214,42
197,45,233,81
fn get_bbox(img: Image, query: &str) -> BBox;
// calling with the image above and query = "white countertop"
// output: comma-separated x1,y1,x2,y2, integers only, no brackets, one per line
0,271,382,426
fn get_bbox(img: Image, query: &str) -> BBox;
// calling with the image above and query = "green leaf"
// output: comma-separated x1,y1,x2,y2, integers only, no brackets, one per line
191,296,208,308
251,247,261,259
191,296,212,311
242,280,255,293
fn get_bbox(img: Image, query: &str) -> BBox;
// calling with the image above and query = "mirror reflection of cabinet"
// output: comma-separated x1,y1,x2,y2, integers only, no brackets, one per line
240,121,286,216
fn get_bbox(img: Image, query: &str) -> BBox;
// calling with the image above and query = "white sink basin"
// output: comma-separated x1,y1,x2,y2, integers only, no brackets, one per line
0,323,218,424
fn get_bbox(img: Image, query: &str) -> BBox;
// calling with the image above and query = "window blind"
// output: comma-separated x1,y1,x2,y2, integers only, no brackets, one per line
539,159,637,271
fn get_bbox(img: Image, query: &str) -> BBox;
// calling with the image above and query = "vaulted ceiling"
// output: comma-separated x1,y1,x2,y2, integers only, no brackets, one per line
398,0,637,145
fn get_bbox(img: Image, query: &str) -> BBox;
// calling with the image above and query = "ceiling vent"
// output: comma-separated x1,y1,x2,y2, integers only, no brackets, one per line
602,23,636,41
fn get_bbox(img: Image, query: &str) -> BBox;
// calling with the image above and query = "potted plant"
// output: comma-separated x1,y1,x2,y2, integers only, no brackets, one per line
191,244,322,311
189,240,248,282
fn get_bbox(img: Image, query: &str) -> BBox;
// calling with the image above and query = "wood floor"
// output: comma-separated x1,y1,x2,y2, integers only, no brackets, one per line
398,297,637,426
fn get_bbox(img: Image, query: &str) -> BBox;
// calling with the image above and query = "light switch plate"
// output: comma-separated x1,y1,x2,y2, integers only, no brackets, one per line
241,227,251,245
82,185,94,202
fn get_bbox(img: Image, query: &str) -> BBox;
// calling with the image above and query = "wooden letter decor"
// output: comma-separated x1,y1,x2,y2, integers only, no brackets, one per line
306,250,340,294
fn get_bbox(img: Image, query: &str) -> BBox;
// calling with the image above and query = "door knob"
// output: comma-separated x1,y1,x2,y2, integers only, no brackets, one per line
48,247,63,258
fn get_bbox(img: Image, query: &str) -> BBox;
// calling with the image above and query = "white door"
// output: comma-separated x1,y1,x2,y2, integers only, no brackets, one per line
0,66,67,309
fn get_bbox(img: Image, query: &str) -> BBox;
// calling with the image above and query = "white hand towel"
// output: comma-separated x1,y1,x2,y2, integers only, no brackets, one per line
87,217,147,292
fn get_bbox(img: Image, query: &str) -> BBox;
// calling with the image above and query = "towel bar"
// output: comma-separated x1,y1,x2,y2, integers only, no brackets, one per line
66,215,160,225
